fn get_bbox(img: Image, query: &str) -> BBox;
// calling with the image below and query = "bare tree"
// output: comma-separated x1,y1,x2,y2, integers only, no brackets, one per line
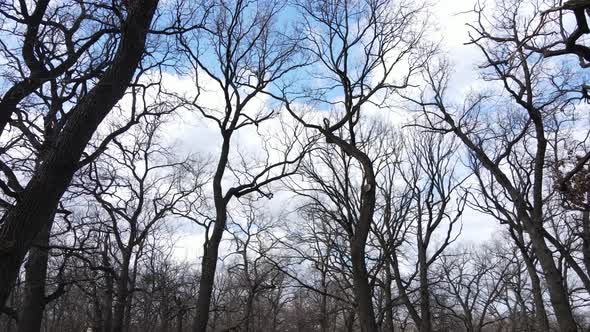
435,243,509,332
376,130,465,332
0,0,119,137
0,0,160,307
77,117,205,332
175,0,309,329
407,36,582,332
270,0,431,328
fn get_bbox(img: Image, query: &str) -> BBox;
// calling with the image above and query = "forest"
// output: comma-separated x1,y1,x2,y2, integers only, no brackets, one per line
0,0,590,331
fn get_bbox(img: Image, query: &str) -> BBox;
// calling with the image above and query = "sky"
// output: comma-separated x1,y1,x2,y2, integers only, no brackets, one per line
161,0,507,264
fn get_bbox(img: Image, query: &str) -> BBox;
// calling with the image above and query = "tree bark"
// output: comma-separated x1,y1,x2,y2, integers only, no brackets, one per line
582,191,590,277
192,211,226,332
417,246,432,332
177,309,185,332
16,212,54,332
528,225,577,331
323,131,379,332
102,246,114,332
350,240,378,332
320,268,328,332
519,247,550,331
112,254,131,332
0,0,159,307
193,135,231,332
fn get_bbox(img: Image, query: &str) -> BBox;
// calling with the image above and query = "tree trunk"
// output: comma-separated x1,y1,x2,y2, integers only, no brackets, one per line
520,249,550,331
417,247,432,332
344,310,356,332
192,212,226,332
124,267,136,332
193,133,233,332
528,225,577,331
383,263,395,332
92,283,104,332
320,269,328,332
103,269,114,332
0,0,159,307
244,291,255,332
113,254,131,332
101,237,114,332
17,213,54,332
326,132,379,332
350,239,378,332
582,191,590,277
177,309,185,332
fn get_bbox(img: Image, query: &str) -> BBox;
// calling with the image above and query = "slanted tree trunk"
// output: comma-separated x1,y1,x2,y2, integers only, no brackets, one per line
193,139,229,331
0,0,159,307
192,211,226,331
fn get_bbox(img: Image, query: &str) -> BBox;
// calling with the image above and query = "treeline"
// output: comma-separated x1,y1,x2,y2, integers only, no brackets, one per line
0,0,589,331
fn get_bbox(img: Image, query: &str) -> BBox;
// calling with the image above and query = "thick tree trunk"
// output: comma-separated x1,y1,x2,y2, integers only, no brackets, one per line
17,214,54,332
123,267,136,332
528,225,577,331
0,0,159,307
350,175,377,332
520,249,550,331
244,292,255,332
112,255,130,332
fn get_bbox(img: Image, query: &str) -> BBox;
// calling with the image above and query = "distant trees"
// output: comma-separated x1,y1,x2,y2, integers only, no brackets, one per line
383,131,465,332
77,118,205,332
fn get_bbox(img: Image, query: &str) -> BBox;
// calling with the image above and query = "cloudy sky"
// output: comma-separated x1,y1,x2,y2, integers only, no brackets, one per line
160,0,504,263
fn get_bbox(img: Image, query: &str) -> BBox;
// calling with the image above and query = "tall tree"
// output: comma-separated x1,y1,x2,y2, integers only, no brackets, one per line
79,117,205,332
408,14,584,327
0,0,160,308
274,0,431,328
176,0,309,329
